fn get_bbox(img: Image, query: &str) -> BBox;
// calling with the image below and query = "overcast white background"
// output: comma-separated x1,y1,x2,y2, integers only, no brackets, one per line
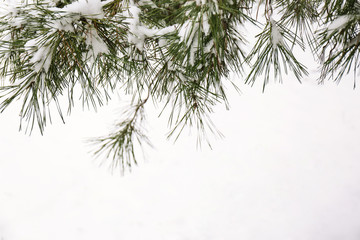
1,73,360,239
1,5,360,239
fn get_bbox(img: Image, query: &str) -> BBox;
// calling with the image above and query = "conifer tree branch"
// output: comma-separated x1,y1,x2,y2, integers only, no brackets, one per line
1,0,360,171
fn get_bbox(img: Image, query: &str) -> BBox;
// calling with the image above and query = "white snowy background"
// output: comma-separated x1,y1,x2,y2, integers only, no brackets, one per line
1,1,360,239
1,75,360,240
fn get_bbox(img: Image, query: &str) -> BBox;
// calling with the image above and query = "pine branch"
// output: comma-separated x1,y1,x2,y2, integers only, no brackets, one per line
1,0,360,171
91,89,152,173
245,19,308,91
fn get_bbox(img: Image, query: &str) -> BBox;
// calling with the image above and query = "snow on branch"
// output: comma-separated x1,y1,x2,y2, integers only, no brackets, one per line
270,19,283,48
327,15,354,34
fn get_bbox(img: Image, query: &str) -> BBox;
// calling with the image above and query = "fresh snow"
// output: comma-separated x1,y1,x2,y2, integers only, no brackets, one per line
271,19,283,48
178,18,200,65
30,45,53,73
327,15,352,34
61,0,106,19
50,17,75,32
202,12,210,35
124,1,176,51
85,27,109,58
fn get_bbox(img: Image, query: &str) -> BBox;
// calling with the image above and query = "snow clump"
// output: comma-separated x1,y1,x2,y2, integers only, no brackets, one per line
85,27,109,58
61,0,108,19
327,15,353,34
271,19,283,48
124,1,176,51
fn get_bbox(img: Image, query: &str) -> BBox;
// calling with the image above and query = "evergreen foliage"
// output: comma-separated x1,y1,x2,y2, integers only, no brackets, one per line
0,0,359,171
